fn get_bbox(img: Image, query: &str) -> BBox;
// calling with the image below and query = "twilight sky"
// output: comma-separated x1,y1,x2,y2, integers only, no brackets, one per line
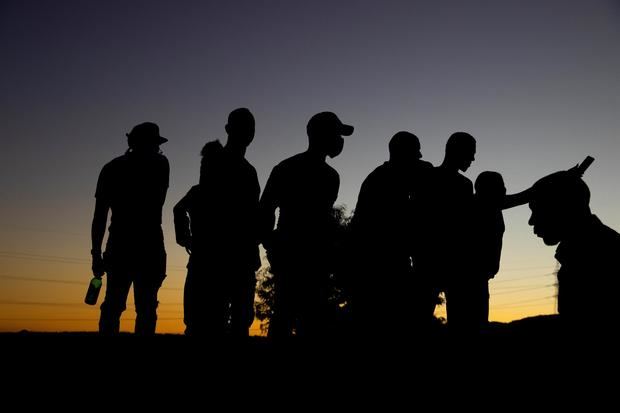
1,0,619,333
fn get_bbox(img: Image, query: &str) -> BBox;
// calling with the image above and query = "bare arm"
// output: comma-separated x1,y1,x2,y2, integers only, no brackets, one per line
91,198,109,277
503,157,594,210
502,187,532,210
173,191,193,252
258,167,280,249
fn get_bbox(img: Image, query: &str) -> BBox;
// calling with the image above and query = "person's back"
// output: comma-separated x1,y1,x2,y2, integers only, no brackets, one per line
353,162,407,257
351,131,432,336
353,160,432,263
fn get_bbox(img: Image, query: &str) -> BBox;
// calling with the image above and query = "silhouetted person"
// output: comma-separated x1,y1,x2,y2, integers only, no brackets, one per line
470,171,531,328
174,108,261,338
350,131,432,338
91,122,169,335
414,132,476,333
260,111,353,339
529,169,620,334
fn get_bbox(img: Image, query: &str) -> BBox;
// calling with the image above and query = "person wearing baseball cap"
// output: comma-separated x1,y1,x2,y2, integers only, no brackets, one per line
528,167,620,334
90,121,170,335
259,111,354,339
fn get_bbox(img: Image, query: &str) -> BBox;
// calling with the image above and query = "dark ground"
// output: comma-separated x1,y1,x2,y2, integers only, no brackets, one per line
1,314,615,404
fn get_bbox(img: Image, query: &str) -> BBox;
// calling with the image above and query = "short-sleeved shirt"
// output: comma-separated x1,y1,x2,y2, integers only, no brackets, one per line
95,151,169,253
260,152,339,247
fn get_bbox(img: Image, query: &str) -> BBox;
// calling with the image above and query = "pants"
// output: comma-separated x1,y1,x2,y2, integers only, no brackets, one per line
445,278,489,335
269,270,330,339
353,262,423,338
99,271,165,335
99,250,166,335
183,263,257,338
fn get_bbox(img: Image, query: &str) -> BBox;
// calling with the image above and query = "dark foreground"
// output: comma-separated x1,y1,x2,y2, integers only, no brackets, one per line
1,314,616,404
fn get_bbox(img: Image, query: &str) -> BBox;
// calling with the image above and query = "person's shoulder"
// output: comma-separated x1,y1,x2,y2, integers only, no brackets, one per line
241,158,258,175
272,153,305,174
458,172,473,187
101,154,128,174
105,154,128,166
153,152,170,166
324,162,339,181
279,152,305,167
427,165,447,181
364,162,390,182
594,216,620,244
418,160,434,169
176,185,200,205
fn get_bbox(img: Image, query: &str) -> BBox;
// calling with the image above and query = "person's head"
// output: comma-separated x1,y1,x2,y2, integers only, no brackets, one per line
528,171,591,245
199,140,224,185
306,111,354,158
225,108,255,148
126,122,167,153
475,171,506,205
388,131,422,168
445,132,476,172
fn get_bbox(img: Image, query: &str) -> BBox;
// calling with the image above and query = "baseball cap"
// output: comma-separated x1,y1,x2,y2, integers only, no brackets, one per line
307,112,354,137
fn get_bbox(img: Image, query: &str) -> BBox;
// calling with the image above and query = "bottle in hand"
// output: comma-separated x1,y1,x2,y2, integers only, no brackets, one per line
85,276,103,305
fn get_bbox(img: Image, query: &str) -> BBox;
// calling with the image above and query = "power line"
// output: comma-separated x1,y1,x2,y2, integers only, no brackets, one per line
491,272,555,284
0,251,88,265
497,265,555,272
492,295,556,309
492,301,556,310
0,225,86,238
0,300,184,307
493,284,555,296
0,274,83,286
0,300,84,307
492,282,552,291
0,318,183,321
0,273,183,291
0,250,187,270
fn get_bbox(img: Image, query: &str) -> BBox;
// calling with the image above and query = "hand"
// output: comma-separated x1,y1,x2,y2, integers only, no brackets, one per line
177,237,192,249
567,163,582,177
178,238,192,255
92,253,105,277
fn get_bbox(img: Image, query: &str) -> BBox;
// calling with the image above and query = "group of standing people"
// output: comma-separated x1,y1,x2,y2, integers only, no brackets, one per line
90,108,620,338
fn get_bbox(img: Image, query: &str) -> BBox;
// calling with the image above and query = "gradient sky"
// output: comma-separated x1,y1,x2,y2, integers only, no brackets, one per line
1,0,619,333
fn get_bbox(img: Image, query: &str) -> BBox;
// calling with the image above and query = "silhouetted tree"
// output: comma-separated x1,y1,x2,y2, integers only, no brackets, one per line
255,205,352,336
255,204,449,337
255,265,275,335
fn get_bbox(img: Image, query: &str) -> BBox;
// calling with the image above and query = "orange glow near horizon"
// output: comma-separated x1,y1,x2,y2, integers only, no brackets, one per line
0,238,558,334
